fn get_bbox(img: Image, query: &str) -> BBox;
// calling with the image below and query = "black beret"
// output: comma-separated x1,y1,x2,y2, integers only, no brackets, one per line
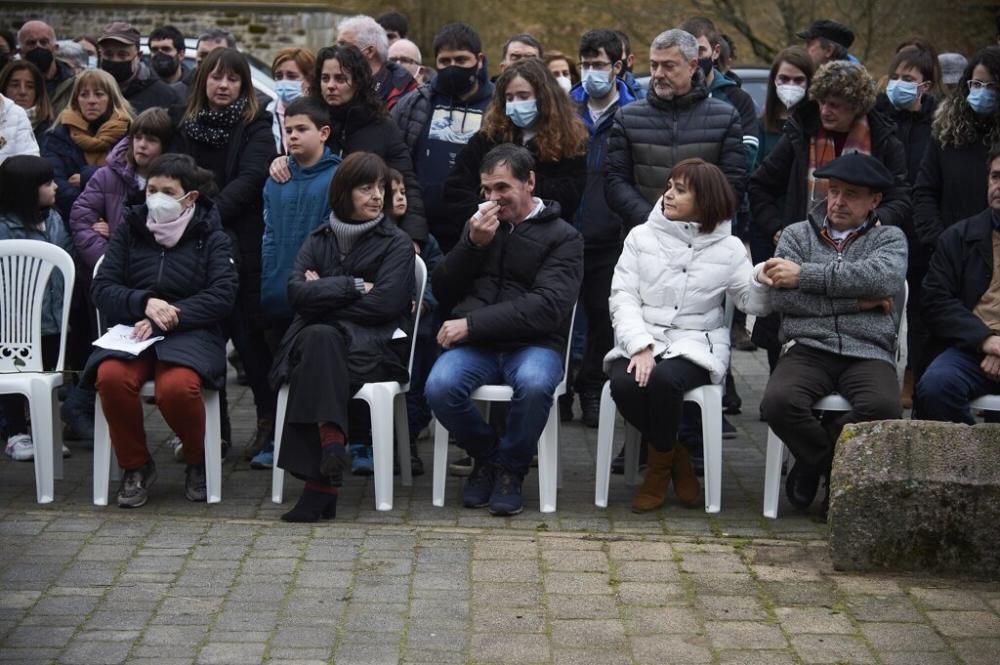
797,19,855,49
814,153,894,192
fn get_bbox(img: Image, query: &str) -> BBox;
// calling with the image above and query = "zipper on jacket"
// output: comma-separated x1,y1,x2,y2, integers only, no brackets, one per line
155,249,166,289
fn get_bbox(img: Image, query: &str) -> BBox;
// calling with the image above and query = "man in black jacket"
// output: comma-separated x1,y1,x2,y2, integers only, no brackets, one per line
425,144,584,516
97,22,183,113
917,148,1000,422
605,28,745,232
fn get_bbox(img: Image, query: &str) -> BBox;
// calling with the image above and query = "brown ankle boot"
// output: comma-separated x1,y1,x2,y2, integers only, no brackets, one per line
631,446,674,513
672,445,701,508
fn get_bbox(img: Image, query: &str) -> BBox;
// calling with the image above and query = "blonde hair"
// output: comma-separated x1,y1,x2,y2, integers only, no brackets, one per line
59,68,132,124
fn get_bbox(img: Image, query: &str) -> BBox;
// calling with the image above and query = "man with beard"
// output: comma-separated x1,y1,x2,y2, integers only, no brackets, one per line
148,25,191,97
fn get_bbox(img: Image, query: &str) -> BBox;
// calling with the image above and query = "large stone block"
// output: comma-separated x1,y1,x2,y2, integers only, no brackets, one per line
829,420,1000,576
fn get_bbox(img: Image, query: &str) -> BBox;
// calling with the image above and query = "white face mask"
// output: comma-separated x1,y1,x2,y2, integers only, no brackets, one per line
146,191,192,224
775,83,806,109
555,75,572,94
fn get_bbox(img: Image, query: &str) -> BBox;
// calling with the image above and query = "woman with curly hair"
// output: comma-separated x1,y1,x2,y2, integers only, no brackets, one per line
914,47,1000,254
750,59,910,251
268,44,426,246
440,56,588,252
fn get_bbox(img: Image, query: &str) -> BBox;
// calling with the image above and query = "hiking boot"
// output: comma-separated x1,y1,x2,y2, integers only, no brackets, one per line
580,391,601,429
350,443,374,476
462,458,496,508
489,468,524,516
185,463,207,502
243,417,274,461
117,459,157,508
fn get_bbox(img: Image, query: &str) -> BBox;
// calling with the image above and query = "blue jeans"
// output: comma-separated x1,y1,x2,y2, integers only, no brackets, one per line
916,347,1000,423
425,345,563,476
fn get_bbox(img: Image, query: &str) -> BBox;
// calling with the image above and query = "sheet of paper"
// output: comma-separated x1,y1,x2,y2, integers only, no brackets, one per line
392,328,408,340
92,324,164,355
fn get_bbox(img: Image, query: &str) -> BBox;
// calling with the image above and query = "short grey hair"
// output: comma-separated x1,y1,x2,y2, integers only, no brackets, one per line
650,29,698,61
338,15,389,64
56,40,88,69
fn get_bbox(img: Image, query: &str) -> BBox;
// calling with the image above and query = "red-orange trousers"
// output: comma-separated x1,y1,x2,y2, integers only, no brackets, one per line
95,354,205,470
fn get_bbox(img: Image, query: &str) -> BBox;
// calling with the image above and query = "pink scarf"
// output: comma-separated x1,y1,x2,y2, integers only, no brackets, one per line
146,205,196,248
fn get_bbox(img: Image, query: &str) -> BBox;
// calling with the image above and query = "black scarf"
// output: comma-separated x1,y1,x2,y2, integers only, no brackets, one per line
181,96,248,147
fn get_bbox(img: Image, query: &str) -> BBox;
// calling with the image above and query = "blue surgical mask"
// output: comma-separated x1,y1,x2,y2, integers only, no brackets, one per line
274,80,303,104
968,87,998,116
505,99,538,129
581,68,614,99
886,79,920,109
87,55,98,70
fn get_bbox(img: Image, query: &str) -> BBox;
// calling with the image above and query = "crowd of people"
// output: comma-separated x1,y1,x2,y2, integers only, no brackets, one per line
1,10,999,522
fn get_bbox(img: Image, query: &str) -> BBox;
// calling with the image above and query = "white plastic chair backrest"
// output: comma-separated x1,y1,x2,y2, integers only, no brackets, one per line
0,239,75,373
93,255,106,337
894,281,909,385
560,304,579,389
406,255,428,378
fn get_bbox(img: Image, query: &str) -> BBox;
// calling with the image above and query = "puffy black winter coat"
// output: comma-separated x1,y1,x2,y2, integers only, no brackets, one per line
605,77,746,231
440,132,586,253
84,199,238,390
270,217,415,389
748,102,910,238
433,200,584,354
325,103,427,243
921,209,995,360
168,104,276,277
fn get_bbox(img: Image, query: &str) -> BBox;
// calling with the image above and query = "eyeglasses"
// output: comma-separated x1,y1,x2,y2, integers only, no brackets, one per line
967,79,998,92
389,56,419,66
579,60,613,71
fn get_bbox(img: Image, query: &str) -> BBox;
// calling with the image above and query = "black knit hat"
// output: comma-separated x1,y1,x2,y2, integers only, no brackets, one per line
797,20,855,49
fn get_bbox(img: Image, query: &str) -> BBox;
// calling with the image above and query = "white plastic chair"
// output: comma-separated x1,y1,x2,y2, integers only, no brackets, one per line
431,306,576,514
593,300,734,513
90,256,224,505
0,240,75,503
762,282,908,518
271,256,427,511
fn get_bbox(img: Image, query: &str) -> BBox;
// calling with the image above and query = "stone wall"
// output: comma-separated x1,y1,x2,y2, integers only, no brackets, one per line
0,1,348,68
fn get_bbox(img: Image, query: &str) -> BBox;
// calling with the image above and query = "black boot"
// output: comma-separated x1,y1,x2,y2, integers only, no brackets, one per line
785,460,821,510
580,391,601,429
281,486,338,522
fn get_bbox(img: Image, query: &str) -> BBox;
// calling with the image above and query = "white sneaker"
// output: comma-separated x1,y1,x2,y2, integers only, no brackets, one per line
170,434,184,462
5,434,34,461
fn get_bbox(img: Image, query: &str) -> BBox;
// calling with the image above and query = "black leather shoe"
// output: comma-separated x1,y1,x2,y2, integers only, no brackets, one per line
785,461,821,510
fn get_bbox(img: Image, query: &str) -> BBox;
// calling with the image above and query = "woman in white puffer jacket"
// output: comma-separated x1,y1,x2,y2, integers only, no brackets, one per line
604,158,765,513
0,93,39,164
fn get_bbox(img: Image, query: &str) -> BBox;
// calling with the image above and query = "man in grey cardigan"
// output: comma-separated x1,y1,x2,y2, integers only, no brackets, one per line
750,153,908,517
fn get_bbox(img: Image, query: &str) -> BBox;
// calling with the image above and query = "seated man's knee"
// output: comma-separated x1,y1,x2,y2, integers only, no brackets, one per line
424,360,469,410
760,381,810,423
853,394,902,422
512,360,561,399
916,356,965,405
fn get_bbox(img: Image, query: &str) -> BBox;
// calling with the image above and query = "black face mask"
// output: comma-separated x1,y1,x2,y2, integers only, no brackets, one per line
698,57,714,78
151,53,179,78
434,63,478,97
101,59,134,85
23,47,54,74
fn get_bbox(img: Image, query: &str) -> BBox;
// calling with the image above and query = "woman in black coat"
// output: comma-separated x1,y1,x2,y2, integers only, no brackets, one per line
271,152,414,523
269,44,427,245
169,47,278,457
86,154,237,508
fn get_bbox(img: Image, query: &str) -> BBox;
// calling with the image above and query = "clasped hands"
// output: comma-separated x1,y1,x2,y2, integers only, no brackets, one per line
132,297,180,341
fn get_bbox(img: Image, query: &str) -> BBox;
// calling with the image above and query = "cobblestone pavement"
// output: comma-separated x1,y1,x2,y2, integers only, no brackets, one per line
2,349,998,664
